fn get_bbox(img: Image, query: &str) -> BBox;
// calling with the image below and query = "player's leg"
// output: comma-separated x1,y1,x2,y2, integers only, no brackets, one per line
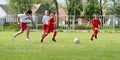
93,28,99,39
12,29,24,40
90,28,99,41
26,27,31,42
40,24,47,42
90,29,95,41
40,28,50,43
40,31,45,39
40,30,45,40
12,23,27,40
52,30,57,42
40,32,49,43
91,33,94,41
94,29,99,39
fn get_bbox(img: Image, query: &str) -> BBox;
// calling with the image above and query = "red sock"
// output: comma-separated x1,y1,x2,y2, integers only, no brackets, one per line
41,34,48,40
91,34,94,39
52,32,57,39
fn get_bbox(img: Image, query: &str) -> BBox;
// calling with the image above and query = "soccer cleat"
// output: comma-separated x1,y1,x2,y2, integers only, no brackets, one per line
12,35,16,40
40,39,43,43
26,38,31,42
52,38,56,42
90,38,93,41
95,35,97,39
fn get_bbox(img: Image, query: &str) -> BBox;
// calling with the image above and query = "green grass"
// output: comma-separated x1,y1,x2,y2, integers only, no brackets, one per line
0,32,120,60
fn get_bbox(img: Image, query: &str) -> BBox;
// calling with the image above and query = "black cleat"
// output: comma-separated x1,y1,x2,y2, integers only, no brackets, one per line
40,39,43,43
91,38,93,41
95,35,97,39
52,38,56,42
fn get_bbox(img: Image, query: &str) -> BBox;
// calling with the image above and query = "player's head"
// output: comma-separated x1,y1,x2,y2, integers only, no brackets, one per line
44,10,49,16
93,14,99,19
50,12,55,17
25,9,32,16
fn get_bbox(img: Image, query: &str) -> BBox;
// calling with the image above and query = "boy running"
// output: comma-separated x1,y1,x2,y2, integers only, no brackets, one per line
40,12,57,43
40,10,49,38
87,14,101,41
12,9,34,42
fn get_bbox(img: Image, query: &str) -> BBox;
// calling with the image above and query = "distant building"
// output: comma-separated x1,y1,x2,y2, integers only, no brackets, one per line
0,0,8,17
32,4,48,24
0,5,7,18
58,8,67,25
0,0,8,24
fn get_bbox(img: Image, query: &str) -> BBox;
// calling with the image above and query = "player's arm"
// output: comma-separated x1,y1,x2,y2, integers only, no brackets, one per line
29,17,34,23
42,16,46,24
17,15,20,25
54,16,57,24
99,20,102,26
28,16,35,27
42,19,45,24
87,18,93,27
87,22,90,27
30,17,35,26
87,20,91,27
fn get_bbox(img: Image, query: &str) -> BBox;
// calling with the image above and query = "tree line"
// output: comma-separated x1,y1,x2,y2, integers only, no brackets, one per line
7,0,120,26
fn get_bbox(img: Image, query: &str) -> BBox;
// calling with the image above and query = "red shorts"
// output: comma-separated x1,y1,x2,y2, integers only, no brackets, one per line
46,26,56,33
42,24,48,31
93,27,99,33
20,22,27,30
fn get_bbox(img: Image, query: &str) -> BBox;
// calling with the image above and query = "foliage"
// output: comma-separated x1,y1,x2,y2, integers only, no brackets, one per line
101,0,120,15
8,0,57,14
83,0,101,15
66,0,83,15
65,0,83,26
115,25,120,30
75,24,91,30
37,24,42,30
3,22,18,31
8,0,33,14
112,2,120,15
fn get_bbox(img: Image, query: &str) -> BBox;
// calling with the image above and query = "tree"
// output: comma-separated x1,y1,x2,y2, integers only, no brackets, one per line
65,0,83,26
101,0,120,15
111,2,120,15
99,0,103,15
8,0,60,25
83,0,101,16
8,0,33,14
54,0,59,27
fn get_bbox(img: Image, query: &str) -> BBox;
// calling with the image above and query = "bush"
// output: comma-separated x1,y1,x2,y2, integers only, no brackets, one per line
115,25,120,30
57,25,74,30
37,24,42,30
3,22,18,31
75,24,91,30
57,24,91,30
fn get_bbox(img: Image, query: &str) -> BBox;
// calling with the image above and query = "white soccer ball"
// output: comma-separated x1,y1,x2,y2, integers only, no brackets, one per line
74,38,79,44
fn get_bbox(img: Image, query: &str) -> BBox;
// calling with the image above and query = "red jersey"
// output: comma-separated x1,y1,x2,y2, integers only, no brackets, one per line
89,18,101,29
48,17,55,27
46,17,56,33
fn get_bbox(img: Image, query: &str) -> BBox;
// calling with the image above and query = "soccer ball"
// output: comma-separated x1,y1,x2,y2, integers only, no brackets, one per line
74,38,79,44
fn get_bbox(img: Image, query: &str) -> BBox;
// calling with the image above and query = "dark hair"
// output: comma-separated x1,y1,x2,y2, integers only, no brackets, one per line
25,9,32,15
50,11,56,14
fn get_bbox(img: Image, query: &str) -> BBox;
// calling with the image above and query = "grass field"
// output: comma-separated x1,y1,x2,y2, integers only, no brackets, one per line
0,31,120,60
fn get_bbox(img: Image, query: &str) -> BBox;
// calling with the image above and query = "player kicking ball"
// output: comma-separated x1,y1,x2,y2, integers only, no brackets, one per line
12,9,34,42
87,14,101,41
40,12,57,43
